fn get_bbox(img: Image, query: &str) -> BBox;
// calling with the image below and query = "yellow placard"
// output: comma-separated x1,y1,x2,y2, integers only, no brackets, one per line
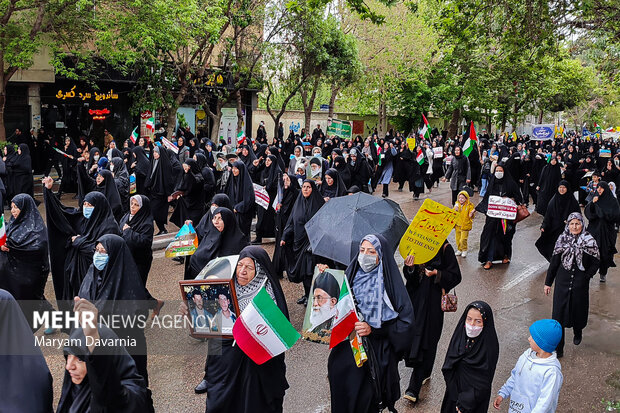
407,137,416,151
398,199,458,263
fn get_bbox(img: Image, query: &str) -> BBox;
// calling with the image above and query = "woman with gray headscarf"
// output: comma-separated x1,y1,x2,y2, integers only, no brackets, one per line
544,212,599,357
322,234,414,413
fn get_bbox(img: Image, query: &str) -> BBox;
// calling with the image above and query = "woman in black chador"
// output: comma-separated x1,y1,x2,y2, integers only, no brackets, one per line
253,155,281,244
326,234,414,413
402,240,462,404
544,212,600,356
273,173,300,278
189,246,290,413
145,145,175,235
535,157,562,216
584,181,620,282
281,179,325,304
43,177,120,305
0,194,54,329
535,180,580,261
440,301,499,413
224,160,255,240
57,323,149,413
170,158,205,228
475,164,523,270
11,144,34,197
0,289,53,412
131,146,150,195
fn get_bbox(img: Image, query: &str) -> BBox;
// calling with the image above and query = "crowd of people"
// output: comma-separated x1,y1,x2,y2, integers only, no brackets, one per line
0,121,618,412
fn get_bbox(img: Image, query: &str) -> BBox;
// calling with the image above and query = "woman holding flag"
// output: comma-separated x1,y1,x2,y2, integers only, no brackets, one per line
181,246,290,413
321,234,414,413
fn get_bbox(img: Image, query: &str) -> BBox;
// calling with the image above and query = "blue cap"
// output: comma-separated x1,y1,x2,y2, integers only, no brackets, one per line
529,319,562,353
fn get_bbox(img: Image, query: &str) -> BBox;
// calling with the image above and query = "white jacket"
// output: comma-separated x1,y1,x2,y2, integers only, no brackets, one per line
498,349,563,413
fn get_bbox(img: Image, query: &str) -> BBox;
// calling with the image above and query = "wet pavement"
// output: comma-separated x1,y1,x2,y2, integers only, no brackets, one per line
34,182,620,412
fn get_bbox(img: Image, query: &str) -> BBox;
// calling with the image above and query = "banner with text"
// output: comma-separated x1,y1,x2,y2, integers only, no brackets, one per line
327,119,352,140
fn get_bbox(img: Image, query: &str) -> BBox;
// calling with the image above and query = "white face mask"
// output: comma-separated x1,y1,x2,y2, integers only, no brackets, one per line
494,171,504,179
358,253,378,272
465,323,483,338
210,205,218,214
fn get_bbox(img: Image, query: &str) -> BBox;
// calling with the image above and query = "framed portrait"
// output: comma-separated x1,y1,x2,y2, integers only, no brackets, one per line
179,278,240,339
302,267,346,345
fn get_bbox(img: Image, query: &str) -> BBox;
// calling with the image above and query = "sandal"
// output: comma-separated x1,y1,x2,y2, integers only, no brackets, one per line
502,257,511,264
483,261,492,270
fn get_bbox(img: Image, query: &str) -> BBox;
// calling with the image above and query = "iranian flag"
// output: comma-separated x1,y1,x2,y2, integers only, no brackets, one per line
237,131,247,146
145,117,155,132
607,127,615,132
0,215,6,247
329,277,359,349
463,121,477,156
416,148,425,165
419,114,431,142
129,126,139,144
233,287,300,365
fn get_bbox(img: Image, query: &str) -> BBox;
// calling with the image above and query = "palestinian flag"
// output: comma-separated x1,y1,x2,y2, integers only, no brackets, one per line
419,114,431,142
145,117,155,132
233,287,299,364
130,126,139,144
416,148,425,165
607,127,615,132
463,121,477,156
0,215,6,247
329,277,358,349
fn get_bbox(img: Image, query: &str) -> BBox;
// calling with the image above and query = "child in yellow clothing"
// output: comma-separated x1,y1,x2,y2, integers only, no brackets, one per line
453,190,475,257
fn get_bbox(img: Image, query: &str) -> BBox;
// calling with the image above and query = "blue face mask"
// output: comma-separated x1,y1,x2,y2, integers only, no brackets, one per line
93,252,109,270
83,206,94,219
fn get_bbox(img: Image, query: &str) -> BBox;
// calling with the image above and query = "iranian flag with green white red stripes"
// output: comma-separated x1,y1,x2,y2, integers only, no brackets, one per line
329,277,358,349
233,287,300,365
0,215,6,246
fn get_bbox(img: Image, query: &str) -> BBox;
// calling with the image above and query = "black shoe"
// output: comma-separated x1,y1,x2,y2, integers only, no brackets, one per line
573,334,582,346
250,238,263,245
194,379,208,394
382,194,387,198
296,296,307,305
156,229,168,236
172,257,184,263
403,391,417,403
600,274,606,283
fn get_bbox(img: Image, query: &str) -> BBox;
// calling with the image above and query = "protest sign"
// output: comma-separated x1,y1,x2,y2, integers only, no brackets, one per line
432,147,444,157
253,183,270,210
326,119,352,140
407,137,416,150
486,196,517,220
530,124,555,140
398,199,458,264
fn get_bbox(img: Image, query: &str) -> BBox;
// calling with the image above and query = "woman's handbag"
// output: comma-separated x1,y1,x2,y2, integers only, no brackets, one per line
514,204,530,223
441,288,458,312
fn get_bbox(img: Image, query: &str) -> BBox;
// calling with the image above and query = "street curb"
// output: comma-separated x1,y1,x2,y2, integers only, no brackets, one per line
153,234,175,251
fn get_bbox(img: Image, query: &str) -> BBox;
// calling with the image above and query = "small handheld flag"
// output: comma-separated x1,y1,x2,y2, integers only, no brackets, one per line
130,126,139,144
463,121,477,156
0,215,6,246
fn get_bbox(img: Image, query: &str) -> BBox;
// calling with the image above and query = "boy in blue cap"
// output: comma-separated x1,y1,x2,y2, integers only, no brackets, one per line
493,319,563,412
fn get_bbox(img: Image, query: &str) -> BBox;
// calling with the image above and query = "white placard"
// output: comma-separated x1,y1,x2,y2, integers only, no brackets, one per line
487,195,517,220
253,183,270,210
432,147,444,157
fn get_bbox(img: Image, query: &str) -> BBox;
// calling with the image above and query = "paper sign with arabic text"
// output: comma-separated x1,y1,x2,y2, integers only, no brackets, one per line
398,199,458,263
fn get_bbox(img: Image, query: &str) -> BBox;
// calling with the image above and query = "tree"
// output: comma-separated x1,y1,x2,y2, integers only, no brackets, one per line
0,0,95,140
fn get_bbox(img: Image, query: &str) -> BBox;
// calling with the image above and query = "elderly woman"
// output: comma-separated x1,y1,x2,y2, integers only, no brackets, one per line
441,301,499,413
183,246,290,412
545,212,600,357
584,181,620,282
322,234,414,413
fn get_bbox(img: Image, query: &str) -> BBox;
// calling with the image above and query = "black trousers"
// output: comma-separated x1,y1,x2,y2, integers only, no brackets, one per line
557,326,582,354
382,184,389,197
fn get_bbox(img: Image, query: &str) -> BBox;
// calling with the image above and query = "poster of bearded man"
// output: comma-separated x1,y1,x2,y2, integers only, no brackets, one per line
302,268,344,344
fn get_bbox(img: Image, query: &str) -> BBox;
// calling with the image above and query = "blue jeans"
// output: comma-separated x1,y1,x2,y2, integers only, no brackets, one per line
480,178,489,197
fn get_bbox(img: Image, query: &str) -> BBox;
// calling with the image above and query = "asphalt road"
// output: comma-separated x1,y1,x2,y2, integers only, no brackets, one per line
34,182,620,412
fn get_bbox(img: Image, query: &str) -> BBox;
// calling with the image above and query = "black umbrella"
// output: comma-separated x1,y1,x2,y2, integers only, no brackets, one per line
304,192,409,265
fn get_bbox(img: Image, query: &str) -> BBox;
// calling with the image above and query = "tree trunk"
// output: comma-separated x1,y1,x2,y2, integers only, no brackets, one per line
486,112,492,135
235,90,243,135
165,109,177,139
0,87,6,142
209,109,222,142
378,87,387,136
328,83,340,119
447,108,461,139
500,113,507,133
538,108,544,124
301,78,319,133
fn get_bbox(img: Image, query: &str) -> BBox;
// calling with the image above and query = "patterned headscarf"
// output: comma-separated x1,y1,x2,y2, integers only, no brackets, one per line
234,261,275,312
352,234,397,329
552,212,599,271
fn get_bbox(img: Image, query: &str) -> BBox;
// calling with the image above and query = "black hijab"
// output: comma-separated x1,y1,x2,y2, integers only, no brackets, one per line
591,181,620,222
81,191,121,241
195,194,233,241
110,157,129,182
279,174,300,217
239,144,257,169
545,180,580,223
224,160,255,214
6,193,47,253
320,168,346,199
96,169,122,217
333,155,351,188
442,301,499,408
78,234,148,317
286,179,324,244
15,143,32,171
119,195,153,236
260,155,282,193
190,207,248,276
87,147,101,170
131,146,150,177
146,146,175,197
0,289,53,413
57,325,148,413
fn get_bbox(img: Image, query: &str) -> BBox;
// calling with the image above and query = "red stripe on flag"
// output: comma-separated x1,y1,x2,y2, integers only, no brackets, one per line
255,193,269,202
329,311,357,349
232,315,273,365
